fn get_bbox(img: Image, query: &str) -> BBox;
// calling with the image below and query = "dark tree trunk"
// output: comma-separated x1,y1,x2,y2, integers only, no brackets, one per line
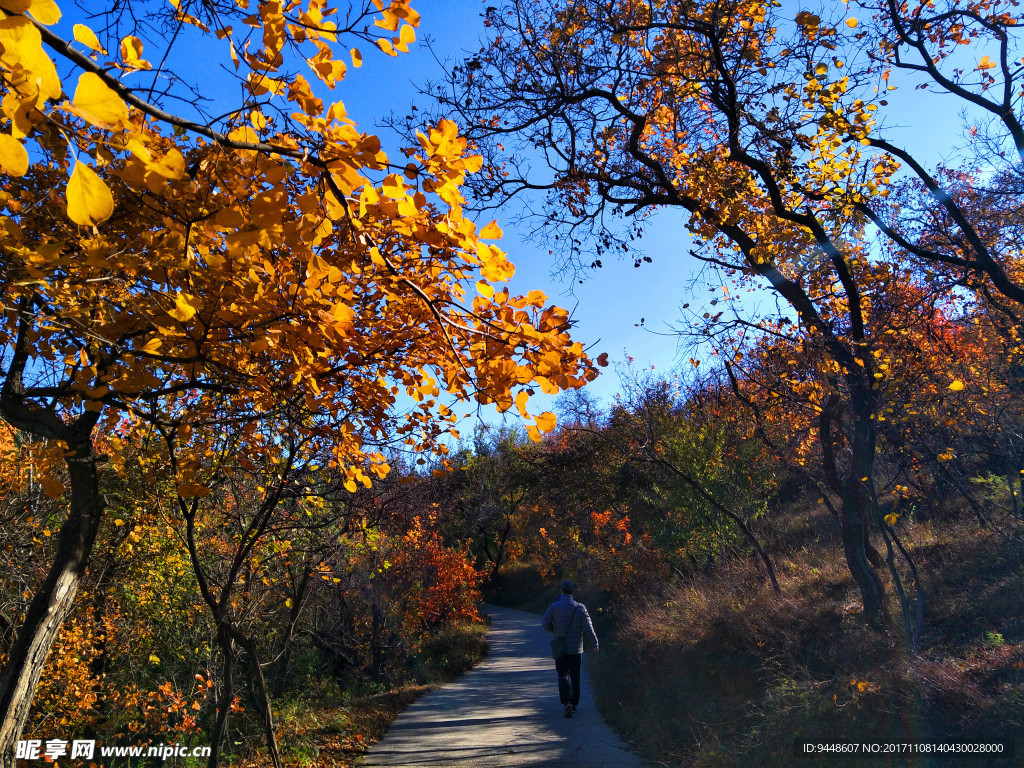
233,633,283,768
840,390,889,631
840,478,889,630
207,630,235,768
489,518,512,581
0,437,104,764
371,603,384,681
863,514,886,570
272,568,312,699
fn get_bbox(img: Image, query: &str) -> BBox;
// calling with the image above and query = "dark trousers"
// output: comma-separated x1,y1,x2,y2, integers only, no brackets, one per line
555,653,582,706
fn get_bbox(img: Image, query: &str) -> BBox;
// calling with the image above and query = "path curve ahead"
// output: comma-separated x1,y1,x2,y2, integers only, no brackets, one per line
361,604,646,767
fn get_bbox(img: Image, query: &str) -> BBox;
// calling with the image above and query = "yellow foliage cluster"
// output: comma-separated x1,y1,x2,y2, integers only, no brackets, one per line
0,0,596,505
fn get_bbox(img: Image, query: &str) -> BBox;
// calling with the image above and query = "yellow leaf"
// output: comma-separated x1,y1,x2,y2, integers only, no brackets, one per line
399,22,415,46
978,55,996,71
0,0,31,12
147,148,185,179
72,72,128,129
169,292,199,322
0,133,28,176
66,163,115,226
148,654,160,665
475,279,494,298
120,35,150,70
381,174,404,199
27,0,60,25
0,16,61,104
228,125,259,145
479,220,503,239
948,380,965,391
138,337,162,354
247,73,286,96
376,37,396,56
535,411,557,433
114,518,125,527
73,23,105,53
479,247,515,282
351,47,362,67
845,18,858,28
883,513,899,526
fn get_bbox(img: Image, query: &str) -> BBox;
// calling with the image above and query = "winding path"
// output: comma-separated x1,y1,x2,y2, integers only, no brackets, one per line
361,604,646,767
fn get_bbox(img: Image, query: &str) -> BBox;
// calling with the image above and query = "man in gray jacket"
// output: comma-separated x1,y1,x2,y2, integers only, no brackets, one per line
542,580,599,718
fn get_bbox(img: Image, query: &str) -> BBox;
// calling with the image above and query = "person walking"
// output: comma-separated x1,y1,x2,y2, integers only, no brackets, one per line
542,580,599,718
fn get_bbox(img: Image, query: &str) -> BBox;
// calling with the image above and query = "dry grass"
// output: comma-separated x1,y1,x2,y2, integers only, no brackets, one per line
591,501,1024,768
238,686,433,768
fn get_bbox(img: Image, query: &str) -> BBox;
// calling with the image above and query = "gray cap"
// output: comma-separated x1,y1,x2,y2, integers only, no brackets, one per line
561,579,574,593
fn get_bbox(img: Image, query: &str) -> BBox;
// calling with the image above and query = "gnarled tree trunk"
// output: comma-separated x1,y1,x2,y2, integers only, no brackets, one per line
840,389,889,631
0,436,104,765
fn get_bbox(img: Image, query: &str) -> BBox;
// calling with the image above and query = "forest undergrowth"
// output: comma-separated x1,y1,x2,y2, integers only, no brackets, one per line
239,622,488,768
580,499,1024,768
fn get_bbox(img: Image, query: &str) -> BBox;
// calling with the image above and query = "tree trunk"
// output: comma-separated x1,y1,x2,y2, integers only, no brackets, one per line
272,568,311,698
840,477,888,630
371,603,384,681
0,438,104,764
840,388,889,631
207,630,235,768
862,513,886,570
233,633,283,768
489,518,512,582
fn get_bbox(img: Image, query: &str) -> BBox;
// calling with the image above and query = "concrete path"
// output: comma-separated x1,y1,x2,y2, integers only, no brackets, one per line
361,604,645,767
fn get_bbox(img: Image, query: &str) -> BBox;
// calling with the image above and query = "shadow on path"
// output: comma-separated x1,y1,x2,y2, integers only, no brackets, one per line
361,604,645,767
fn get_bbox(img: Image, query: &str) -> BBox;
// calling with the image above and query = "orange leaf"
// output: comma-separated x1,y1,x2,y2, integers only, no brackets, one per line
535,411,557,433
479,220,503,239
